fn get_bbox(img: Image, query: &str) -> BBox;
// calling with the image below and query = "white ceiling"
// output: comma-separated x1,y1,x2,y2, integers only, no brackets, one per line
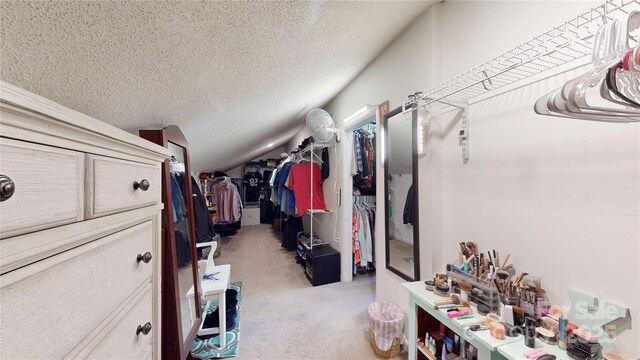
1,1,433,172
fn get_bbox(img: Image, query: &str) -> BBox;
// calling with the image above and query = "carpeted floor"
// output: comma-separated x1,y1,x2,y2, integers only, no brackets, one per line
213,224,407,360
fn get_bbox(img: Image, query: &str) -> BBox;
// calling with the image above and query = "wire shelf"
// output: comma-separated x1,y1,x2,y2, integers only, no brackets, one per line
409,0,640,111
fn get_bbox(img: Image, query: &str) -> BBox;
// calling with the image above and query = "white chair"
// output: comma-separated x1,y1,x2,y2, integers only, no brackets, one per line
196,260,219,338
186,240,232,347
196,239,218,273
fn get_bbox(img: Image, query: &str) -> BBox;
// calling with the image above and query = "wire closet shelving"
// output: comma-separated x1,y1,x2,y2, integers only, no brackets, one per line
405,0,640,112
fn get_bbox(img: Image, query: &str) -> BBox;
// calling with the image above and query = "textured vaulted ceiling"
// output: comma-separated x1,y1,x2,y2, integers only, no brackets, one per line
1,1,433,172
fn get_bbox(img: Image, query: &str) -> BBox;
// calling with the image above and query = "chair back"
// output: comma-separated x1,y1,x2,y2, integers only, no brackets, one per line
196,260,208,305
206,241,218,271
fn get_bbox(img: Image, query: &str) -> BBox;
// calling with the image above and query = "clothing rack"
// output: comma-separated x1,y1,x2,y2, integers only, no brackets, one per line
402,0,639,165
354,195,376,205
283,142,330,250
357,123,376,133
405,0,639,112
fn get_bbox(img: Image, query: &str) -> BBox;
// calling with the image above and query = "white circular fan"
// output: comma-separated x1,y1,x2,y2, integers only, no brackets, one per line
306,108,336,143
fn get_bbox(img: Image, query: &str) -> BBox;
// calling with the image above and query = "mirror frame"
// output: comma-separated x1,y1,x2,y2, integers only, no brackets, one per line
140,125,202,359
383,105,420,281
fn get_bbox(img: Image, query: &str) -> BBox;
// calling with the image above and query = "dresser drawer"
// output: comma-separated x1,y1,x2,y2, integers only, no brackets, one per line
0,137,84,239
86,284,153,359
87,155,161,218
0,221,154,360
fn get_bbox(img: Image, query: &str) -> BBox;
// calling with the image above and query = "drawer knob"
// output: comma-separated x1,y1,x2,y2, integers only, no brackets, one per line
137,252,152,264
0,175,15,202
133,179,150,191
136,322,152,336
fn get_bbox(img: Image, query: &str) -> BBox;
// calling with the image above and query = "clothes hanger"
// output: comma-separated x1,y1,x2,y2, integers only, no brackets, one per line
610,12,640,100
596,16,639,107
631,45,640,73
536,13,640,121
564,16,640,116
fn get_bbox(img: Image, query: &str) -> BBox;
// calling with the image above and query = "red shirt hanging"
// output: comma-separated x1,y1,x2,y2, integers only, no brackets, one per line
288,162,327,215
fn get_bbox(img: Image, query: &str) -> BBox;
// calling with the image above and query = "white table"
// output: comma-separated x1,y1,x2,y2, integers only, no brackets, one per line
403,281,521,360
186,264,231,347
498,338,571,360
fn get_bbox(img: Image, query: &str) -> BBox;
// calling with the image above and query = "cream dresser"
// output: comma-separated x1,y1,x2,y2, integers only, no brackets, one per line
0,81,170,359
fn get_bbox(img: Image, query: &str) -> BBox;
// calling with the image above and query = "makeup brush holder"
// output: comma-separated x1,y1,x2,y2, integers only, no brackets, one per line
521,300,536,317
446,264,500,313
500,295,519,307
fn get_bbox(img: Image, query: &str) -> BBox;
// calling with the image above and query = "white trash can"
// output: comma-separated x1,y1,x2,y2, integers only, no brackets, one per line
368,302,405,358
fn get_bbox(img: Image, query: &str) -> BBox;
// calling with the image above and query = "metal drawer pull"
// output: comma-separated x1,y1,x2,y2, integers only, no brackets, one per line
136,252,152,264
133,179,150,191
136,322,152,336
0,175,15,202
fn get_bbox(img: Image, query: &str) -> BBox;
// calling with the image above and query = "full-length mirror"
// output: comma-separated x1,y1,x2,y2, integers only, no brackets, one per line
168,142,199,340
140,125,202,359
384,106,420,281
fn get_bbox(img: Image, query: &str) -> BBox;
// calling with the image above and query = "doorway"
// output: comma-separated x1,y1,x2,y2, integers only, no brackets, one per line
338,104,386,283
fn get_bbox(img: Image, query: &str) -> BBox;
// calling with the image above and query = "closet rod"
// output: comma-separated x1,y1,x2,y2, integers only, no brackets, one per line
406,0,640,111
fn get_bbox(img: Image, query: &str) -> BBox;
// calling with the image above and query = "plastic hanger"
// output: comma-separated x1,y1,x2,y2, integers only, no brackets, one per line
631,46,640,73
564,16,640,116
611,12,640,100
538,13,640,121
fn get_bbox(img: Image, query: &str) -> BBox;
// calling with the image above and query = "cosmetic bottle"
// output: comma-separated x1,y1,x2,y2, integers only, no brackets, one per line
525,317,536,348
558,317,568,350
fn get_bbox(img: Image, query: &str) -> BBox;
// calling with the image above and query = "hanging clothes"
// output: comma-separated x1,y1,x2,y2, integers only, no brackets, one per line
321,147,330,180
352,196,376,274
191,176,216,243
287,161,326,215
278,162,296,216
243,170,262,202
170,170,192,267
403,183,415,225
211,179,242,223
352,127,376,195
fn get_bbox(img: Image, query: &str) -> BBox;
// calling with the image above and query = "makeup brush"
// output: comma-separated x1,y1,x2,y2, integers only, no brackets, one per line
504,264,516,277
438,301,471,310
501,254,511,270
496,270,510,282
466,241,478,256
493,278,501,294
495,250,501,269
434,293,461,309
459,280,473,293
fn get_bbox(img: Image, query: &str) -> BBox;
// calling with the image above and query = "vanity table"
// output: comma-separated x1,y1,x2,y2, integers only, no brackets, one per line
404,281,520,360
404,281,592,360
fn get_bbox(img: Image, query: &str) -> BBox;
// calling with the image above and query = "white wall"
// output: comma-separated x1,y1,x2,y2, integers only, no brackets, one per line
323,0,639,356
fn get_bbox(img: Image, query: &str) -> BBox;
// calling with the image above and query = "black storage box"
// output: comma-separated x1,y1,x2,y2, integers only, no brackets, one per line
305,246,340,286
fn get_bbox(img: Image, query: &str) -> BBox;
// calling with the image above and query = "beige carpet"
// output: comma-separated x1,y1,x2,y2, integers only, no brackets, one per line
212,224,407,360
